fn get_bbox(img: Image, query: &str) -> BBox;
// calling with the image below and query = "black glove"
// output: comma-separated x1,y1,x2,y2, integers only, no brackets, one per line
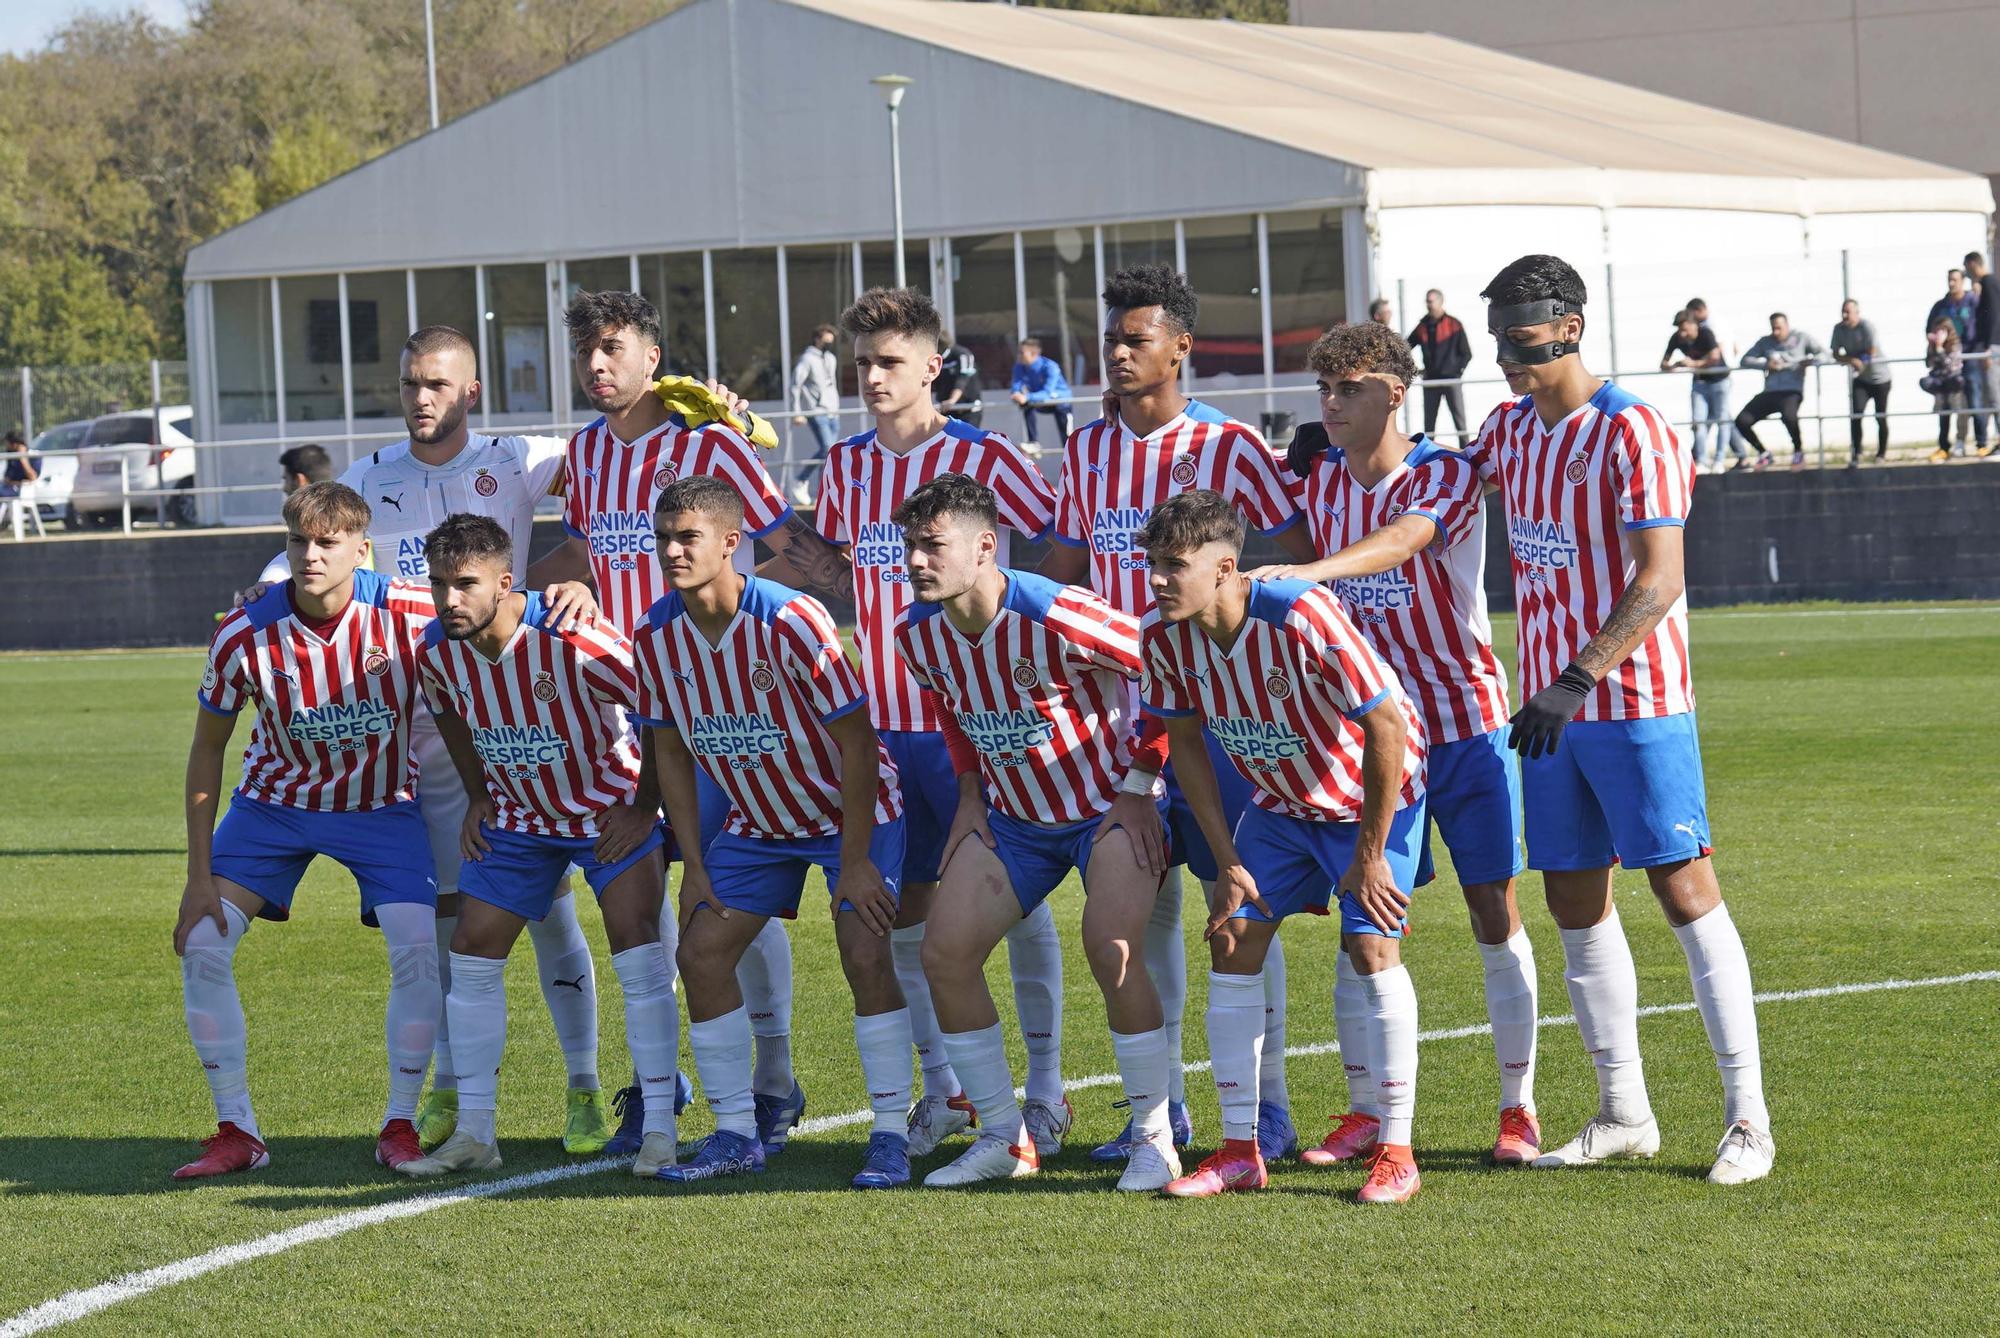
1506,662,1595,759
1284,419,1330,478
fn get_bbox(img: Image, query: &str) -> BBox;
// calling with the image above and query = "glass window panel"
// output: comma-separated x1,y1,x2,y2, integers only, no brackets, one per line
1265,209,1345,376
1020,227,1097,391
786,243,859,399
1180,214,1263,387
564,257,634,413
861,240,931,296
638,252,708,379
1104,220,1176,275
711,248,782,402
483,263,551,417
277,274,343,424
413,267,478,341
345,270,411,420
947,233,1018,407
211,279,276,425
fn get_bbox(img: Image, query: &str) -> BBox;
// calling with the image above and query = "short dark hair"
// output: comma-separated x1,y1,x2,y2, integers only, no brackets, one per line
1949,267,1966,281
654,474,743,531
1307,321,1418,386
1103,263,1199,335
1685,297,1708,312
812,323,837,340
1136,490,1243,558
1967,252,1986,267
893,471,998,535
279,443,334,483
1672,308,1696,327
1367,298,1392,322
564,290,661,350
839,286,942,345
1480,255,1588,310
423,512,513,573
1769,312,1788,324
5,427,25,446
404,325,477,365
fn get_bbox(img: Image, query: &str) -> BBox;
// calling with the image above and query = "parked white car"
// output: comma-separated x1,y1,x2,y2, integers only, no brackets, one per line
17,420,87,529
66,406,197,528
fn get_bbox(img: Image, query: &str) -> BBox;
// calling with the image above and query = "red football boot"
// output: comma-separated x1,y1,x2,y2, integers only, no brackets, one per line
173,1122,270,1180
1356,1144,1421,1204
375,1118,424,1171
1300,1111,1380,1166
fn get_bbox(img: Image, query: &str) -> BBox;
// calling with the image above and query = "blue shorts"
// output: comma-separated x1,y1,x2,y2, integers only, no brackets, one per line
1522,713,1712,872
458,822,667,921
1413,728,1526,888
209,793,438,926
1163,726,1256,883
883,729,959,885
703,817,905,919
1231,800,1428,938
988,800,1170,916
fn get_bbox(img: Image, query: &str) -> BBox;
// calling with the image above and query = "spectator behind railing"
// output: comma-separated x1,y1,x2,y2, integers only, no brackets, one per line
1406,288,1472,444
1009,336,1072,453
790,322,841,504
1367,297,1393,326
1,427,39,498
1736,313,1827,472
1923,319,1970,462
1926,267,1981,454
1829,300,1892,468
277,443,333,497
934,330,983,428
1661,308,1742,473
1963,253,2000,459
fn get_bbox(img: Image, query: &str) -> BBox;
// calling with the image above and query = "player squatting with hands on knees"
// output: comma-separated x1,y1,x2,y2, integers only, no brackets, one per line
1466,254,1773,1185
1039,263,1322,1166
786,284,1069,1162
398,513,680,1180
892,472,1185,1191
1135,490,1431,1204
1249,319,1542,1166
631,476,916,1189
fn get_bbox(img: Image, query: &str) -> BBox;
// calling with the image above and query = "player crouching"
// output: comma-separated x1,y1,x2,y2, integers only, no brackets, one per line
1137,492,1430,1205
633,477,917,1189
894,474,1182,1192
397,514,680,1179
175,481,442,1178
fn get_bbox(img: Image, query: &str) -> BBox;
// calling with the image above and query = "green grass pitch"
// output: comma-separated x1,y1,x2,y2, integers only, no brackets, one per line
1,605,1995,1334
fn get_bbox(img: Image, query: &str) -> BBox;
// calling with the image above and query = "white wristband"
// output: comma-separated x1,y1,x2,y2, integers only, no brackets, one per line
1119,769,1157,797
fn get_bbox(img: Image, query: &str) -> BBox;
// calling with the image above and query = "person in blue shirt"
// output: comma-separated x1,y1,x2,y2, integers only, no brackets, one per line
1009,337,1073,450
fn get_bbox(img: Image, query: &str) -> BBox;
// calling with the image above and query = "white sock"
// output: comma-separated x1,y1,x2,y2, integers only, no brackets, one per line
738,919,795,1097
1004,902,1064,1104
181,900,258,1138
379,902,442,1126
525,891,599,1088
1334,954,1377,1117
939,1022,1025,1143
687,1005,757,1138
892,923,961,1099
1559,908,1652,1125
430,913,458,1090
1479,930,1539,1113
1260,932,1289,1111
1150,876,1188,1105
854,1008,916,1136
1206,970,1266,1143
1672,903,1769,1131
610,944,680,1139
1358,961,1418,1146
1110,1027,1171,1140
445,951,506,1144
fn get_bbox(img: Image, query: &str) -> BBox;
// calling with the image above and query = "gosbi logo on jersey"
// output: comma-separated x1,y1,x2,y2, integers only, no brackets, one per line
532,670,558,702
473,468,498,497
1170,454,1198,487
1011,657,1039,689
749,659,777,693
654,463,678,491
363,644,389,676
1265,667,1292,701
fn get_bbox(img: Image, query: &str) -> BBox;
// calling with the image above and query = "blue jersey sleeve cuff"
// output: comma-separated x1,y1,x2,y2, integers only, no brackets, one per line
1343,687,1389,721
745,505,794,540
1256,510,1306,537
1624,517,1686,531
819,696,866,725
1048,531,1087,549
1142,700,1193,718
195,693,239,717
562,519,587,540
629,713,672,728
1022,520,1054,545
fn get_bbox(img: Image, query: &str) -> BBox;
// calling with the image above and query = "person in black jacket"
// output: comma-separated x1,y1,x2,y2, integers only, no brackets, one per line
933,332,983,428
1965,253,2000,456
1407,289,1473,443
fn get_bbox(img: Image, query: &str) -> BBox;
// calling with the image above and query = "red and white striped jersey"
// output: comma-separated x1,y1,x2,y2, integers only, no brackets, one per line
1141,580,1425,824
814,418,1057,734
1053,399,1303,618
416,593,642,839
895,570,1144,825
1466,384,1695,720
199,570,434,812
562,415,793,636
1305,436,1510,744
631,576,900,841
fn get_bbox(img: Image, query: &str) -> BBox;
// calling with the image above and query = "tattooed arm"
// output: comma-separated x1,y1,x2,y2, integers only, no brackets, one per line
756,512,854,599
1573,524,1686,680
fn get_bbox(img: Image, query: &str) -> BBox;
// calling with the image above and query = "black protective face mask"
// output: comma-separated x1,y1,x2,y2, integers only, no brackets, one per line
1488,299,1582,365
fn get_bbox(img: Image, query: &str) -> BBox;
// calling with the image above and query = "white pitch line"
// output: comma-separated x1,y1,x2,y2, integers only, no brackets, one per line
1686,605,1999,621
5,969,1995,1337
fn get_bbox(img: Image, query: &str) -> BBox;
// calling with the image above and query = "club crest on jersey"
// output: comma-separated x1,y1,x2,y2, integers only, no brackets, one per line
532,671,558,702
473,469,499,497
1565,452,1589,483
653,463,678,491
1170,455,1198,487
362,645,389,676
1010,657,1039,689
749,659,778,693
1265,668,1293,701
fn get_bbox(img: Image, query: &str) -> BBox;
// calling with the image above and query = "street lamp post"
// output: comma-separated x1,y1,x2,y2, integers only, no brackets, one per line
871,75,914,287
424,0,440,130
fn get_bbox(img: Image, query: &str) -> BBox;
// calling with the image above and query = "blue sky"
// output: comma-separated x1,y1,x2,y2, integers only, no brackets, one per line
1,0,187,56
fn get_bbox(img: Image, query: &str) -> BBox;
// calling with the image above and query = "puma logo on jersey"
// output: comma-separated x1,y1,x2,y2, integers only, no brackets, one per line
270,667,297,684
670,667,696,684
379,494,404,512
1087,462,1106,477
